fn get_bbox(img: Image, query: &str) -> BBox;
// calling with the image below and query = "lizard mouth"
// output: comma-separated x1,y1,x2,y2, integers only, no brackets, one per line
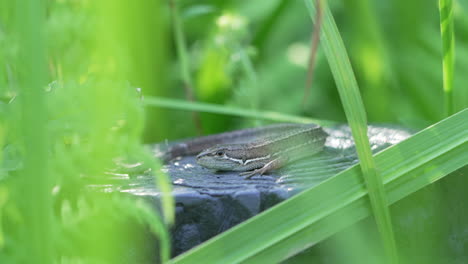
196,150,209,160
195,153,217,169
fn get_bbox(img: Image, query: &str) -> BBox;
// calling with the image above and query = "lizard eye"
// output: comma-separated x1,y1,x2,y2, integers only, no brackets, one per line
215,151,224,156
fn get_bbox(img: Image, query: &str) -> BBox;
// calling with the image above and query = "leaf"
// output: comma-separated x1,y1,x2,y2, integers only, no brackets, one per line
144,96,336,126
304,0,398,261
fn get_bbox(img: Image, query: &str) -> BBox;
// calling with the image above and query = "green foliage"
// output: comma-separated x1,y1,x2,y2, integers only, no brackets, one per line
1,0,173,263
139,0,468,136
1,0,467,263
1,67,173,263
165,0,468,263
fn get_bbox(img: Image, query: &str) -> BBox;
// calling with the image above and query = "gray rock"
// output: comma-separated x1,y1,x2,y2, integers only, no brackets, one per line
103,125,413,257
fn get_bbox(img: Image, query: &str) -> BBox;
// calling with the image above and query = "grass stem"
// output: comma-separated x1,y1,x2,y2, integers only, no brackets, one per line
438,0,455,116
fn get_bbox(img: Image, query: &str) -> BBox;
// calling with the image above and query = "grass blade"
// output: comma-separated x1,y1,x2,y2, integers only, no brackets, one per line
143,96,336,126
171,108,467,264
169,0,203,133
170,0,194,89
304,1,398,262
438,0,455,116
16,1,52,263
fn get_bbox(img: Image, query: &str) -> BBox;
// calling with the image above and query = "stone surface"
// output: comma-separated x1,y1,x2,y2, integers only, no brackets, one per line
99,125,413,256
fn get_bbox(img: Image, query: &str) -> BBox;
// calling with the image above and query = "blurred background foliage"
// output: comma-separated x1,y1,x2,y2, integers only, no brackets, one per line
159,0,467,134
0,0,467,263
2,0,467,139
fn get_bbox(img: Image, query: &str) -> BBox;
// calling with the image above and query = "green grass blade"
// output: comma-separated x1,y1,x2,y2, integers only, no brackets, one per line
169,0,203,134
439,0,455,116
245,145,467,263
304,1,398,262
170,0,194,89
171,108,467,264
143,96,337,126
16,1,52,263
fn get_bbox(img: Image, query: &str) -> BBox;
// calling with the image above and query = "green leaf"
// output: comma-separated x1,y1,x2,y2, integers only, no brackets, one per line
304,1,398,261
171,109,467,263
144,96,336,126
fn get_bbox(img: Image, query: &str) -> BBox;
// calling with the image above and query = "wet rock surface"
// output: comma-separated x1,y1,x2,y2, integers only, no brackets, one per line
101,125,413,256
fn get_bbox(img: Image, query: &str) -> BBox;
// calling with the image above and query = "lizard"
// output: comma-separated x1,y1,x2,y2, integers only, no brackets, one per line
163,123,328,179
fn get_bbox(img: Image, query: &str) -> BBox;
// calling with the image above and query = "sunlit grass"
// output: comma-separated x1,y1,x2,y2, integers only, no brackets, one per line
305,1,398,262
438,0,455,116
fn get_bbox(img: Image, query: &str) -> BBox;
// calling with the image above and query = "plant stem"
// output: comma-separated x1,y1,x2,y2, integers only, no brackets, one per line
438,0,455,116
302,0,323,107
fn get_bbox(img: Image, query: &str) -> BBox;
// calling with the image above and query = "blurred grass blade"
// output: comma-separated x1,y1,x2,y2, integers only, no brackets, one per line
170,0,194,89
438,0,455,116
305,1,398,262
143,96,336,126
16,0,52,263
171,109,467,264
169,0,203,133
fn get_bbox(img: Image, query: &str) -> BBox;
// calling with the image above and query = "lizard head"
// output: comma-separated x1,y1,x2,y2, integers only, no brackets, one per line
196,144,244,171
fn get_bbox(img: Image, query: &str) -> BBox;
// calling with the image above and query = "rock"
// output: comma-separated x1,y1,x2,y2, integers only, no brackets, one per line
105,125,413,257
